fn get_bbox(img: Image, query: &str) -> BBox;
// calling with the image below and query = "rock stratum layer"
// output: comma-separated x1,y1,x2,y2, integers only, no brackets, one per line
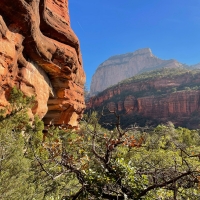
90,48,185,96
0,0,85,128
87,68,200,129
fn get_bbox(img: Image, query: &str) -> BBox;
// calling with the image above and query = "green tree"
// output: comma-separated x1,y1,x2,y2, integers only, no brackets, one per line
172,87,177,92
1,88,200,200
0,87,35,199
48,113,200,199
0,88,73,200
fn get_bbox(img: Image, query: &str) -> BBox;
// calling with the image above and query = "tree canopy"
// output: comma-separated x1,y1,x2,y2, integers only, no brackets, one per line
1,88,200,199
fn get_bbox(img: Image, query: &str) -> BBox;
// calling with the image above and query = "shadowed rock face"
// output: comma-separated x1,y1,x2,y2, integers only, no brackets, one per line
0,0,86,128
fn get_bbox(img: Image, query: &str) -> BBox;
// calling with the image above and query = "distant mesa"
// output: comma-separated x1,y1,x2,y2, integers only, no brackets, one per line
90,48,185,96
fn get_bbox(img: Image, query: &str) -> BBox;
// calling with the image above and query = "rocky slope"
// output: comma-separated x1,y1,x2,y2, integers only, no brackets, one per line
191,63,200,69
87,68,200,129
90,48,185,96
0,0,85,128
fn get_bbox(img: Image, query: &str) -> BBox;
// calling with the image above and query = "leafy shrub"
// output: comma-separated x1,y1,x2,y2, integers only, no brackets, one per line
1,88,200,199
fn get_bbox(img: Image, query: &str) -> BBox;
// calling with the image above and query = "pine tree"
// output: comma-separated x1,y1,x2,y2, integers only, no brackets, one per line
0,87,35,199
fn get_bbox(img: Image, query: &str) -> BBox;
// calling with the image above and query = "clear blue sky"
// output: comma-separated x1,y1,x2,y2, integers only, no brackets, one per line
68,0,200,89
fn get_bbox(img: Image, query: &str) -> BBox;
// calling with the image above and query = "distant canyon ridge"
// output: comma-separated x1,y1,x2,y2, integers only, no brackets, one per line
90,48,199,96
88,49,200,129
87,68,200,129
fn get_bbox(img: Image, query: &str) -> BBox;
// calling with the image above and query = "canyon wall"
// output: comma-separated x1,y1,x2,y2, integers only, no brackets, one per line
90,48,184,96
0,0,85,128
87,70,200,128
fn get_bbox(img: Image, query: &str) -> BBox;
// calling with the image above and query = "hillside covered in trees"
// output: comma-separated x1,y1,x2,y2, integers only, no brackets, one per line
87,68,200,129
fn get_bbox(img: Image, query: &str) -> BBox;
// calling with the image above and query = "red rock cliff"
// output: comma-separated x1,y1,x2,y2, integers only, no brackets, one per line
87,69,200,128
0,0,85,128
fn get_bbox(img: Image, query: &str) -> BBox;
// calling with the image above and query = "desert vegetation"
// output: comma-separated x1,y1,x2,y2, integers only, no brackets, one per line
1,88,200,199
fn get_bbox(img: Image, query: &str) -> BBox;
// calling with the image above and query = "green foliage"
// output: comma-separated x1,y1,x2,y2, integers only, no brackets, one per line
172,87,177,92
0,88,78,200
65,114,200,199
184,86,191,91
9,86,35,111
1,88,200,199
0,88,35,200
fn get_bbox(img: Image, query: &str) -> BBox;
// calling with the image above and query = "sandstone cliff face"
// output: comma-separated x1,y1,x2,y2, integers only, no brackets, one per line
136,91,199,119
0,0,85,128
87,69,200,128
90,48,184,96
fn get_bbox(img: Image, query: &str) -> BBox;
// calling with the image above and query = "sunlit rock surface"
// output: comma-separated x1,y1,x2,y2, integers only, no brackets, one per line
0,0,85,128
90,48,184,96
